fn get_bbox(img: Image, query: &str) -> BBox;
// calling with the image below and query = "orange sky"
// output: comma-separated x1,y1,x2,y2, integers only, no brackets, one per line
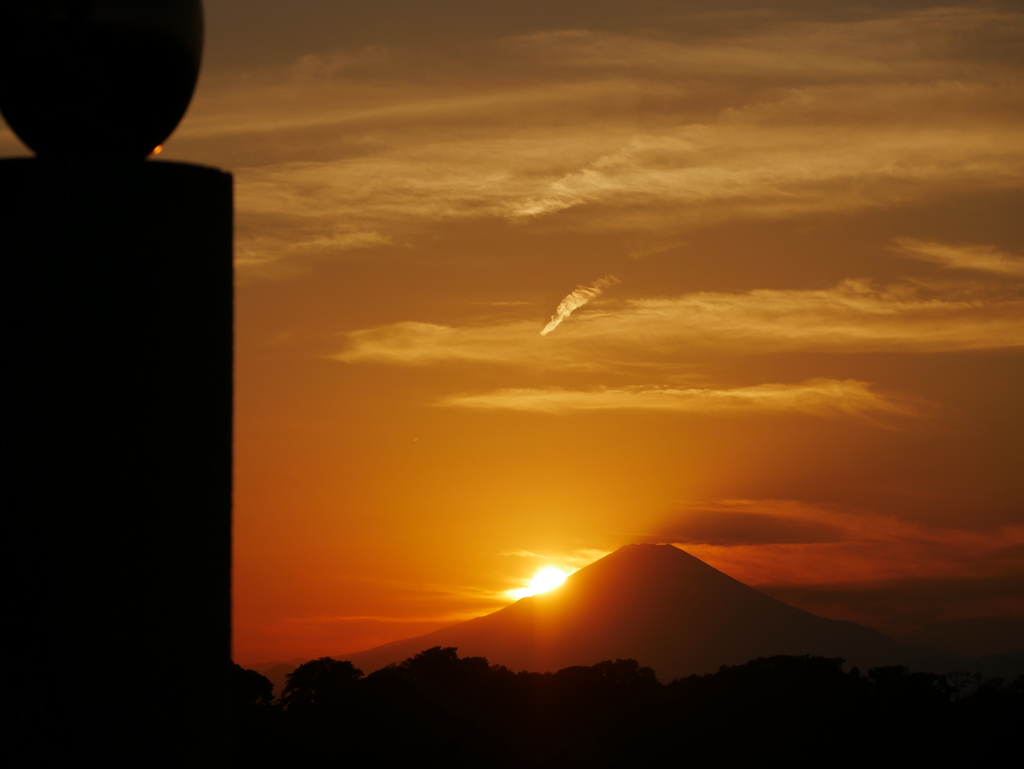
4,0,1020,663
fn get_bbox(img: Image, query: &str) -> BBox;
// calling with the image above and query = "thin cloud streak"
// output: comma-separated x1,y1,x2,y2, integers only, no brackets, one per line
893,239,1024,278
680,529,1024,589
502,548,610,567
541,276,619,336
311,614,476,624
440,380,911,418
662,499,1024,588
337,280,1024,370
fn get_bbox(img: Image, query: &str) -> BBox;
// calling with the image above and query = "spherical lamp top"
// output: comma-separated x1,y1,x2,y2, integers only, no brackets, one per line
0,0,203,161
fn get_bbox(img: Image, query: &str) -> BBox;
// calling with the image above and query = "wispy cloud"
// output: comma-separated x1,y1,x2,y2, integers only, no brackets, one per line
502,548,611,567
166,8,1024,270
237,229,390,268
337,280,1024,370
893,239,1024,278
439,380,912,418
660,499,1024,588
308,614,474,624
541,276,619,336
648,498,1024,637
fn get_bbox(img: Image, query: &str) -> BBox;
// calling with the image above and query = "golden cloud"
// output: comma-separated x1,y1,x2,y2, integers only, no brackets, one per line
159,8,1024,269
337,280,1024,370
893,239,1024,278
438,380,912,418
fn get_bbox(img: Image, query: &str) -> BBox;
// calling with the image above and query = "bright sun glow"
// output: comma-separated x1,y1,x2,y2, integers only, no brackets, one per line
507,566,568,600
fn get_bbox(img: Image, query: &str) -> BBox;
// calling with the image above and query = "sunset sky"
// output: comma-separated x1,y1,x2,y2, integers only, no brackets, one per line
5,0,1020,663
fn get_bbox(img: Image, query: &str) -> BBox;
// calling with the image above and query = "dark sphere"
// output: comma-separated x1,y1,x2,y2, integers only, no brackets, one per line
0,1,203,161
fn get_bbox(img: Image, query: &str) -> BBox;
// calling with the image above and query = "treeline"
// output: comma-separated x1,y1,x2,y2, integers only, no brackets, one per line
233,648,1023,767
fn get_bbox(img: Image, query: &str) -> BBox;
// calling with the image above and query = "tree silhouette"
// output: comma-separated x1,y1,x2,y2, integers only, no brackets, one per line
226,649,1023,767
946,670,982,702
230,662,274,709
230,664,282,767
280,657,363,710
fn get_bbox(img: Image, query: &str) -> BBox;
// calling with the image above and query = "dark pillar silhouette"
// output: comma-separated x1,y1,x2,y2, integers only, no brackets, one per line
1,3,231,766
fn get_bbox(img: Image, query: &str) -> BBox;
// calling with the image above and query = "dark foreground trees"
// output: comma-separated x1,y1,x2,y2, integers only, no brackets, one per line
232,649,1024,767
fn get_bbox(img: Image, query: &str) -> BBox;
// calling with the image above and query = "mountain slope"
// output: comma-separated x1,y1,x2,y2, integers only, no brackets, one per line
342,544,908,680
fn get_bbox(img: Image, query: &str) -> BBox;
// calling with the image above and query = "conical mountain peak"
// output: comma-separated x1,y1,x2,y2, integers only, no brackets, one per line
343,545,906,680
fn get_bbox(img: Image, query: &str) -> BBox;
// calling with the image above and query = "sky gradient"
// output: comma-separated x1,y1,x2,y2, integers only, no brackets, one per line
4,0,1020,663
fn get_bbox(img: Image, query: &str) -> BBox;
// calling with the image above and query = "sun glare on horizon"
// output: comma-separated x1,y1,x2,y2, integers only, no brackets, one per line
507,566,569,600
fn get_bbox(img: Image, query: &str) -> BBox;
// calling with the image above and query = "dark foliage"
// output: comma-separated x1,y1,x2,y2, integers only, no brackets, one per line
230,662,274,710
232,649,1024,768
279,657,362,710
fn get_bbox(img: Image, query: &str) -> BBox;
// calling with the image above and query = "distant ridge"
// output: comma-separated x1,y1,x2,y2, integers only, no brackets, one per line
342,544,912,680
245,660,307,697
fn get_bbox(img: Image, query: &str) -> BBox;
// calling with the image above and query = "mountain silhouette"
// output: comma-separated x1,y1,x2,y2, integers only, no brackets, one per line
343,544,909,680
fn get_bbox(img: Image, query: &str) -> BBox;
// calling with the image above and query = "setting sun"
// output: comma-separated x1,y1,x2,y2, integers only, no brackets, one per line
507,567,569,600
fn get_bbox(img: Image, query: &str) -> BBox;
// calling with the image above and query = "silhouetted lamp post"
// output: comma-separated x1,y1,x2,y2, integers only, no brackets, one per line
1,2,231,765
